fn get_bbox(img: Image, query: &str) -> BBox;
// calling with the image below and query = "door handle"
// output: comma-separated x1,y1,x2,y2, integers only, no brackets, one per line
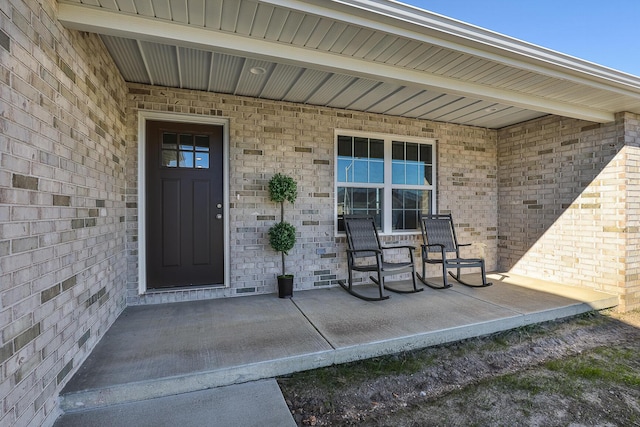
216,214,222,219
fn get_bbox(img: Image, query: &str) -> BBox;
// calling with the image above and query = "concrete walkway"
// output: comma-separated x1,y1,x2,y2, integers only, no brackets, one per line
54,273,617,426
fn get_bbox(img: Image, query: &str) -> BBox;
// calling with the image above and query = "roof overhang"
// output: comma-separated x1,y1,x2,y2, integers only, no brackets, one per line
57,0,640,128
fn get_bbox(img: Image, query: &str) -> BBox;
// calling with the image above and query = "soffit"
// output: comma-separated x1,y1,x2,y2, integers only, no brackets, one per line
57,0,640,129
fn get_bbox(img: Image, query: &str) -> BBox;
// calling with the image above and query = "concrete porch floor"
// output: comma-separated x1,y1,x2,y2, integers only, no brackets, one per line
58,272,617,419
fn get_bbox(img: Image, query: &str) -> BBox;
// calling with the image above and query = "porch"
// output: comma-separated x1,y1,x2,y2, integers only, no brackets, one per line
58,272,616,419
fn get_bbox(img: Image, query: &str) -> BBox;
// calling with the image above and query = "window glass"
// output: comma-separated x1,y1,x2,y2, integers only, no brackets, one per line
424,166,433,185
337,136,386,184
195,153,209,169
392,142,404,160
369,160,384,184
370,139,384,158
337,158,352,182
337,134,435,234
406,143,418,161
178,151,194,168
195,135,210,151
392,162,405,184
392,141,433,185
161,150,177,167
337,187,383,231
353,160,369,183
353,137,369,157
391,189,432,231
337,135,352,157
179,134,193,151
161,132,209,169
162,133,177,149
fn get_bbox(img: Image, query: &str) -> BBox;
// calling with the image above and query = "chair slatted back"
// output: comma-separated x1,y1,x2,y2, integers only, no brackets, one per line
343,216,381,258
421,214,458,252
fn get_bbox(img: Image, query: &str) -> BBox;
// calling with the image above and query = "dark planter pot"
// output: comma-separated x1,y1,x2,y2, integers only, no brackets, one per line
278,275,294,298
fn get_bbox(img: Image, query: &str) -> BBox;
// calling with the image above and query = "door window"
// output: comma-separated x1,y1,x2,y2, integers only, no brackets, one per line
161,132,210,169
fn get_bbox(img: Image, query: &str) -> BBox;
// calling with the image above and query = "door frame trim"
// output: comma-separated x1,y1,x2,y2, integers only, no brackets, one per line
137,111,230,294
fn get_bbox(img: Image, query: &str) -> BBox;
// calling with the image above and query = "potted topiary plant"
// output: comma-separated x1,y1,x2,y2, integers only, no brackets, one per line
267,173,297,298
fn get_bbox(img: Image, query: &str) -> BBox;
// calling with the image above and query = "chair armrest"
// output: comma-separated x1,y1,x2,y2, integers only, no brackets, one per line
421,243,446,260
346,248,382,255
380,245,416,251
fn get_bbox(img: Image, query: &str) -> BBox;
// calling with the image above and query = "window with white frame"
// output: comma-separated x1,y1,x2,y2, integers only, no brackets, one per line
336,132,436,234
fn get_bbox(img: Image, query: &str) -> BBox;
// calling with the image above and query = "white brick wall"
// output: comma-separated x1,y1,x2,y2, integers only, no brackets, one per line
0,1,128,426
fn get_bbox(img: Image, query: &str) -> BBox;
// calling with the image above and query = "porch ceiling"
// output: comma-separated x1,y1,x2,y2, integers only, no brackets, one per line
57,0,640,129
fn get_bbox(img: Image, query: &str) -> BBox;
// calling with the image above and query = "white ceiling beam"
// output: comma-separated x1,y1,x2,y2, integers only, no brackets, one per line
58,2,615,123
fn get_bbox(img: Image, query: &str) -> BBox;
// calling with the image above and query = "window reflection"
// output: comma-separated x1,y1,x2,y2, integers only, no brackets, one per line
179,151,194,168
337,136,385,184
161,132,210,169
162,133,177,149
392,141,433,185
392,189,431,231
161,150,177,167
337,134,435,234
195,153,209,169
337,187,383,231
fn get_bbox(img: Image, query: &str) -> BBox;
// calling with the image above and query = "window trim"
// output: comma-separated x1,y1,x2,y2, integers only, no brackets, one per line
334,129,437,236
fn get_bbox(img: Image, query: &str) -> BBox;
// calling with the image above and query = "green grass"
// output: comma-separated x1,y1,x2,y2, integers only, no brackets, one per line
284,351,433,391
493,369,582,398
545,347,640,388
491,345,640,400
280,311,640,426
282,313,608,391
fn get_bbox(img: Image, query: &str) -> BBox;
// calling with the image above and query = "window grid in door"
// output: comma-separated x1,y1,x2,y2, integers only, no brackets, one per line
161,132,210,169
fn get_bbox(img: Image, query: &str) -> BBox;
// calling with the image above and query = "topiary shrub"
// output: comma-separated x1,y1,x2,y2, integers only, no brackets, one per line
267,173,298,277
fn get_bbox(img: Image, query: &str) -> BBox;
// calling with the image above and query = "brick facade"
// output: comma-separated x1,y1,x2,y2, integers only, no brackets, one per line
1,1,639,426
0,1,128,426
621,113,640,310
497,113,640,311
125,84,498,304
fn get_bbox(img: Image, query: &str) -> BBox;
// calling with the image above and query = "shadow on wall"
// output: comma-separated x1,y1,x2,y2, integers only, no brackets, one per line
496,116,628,295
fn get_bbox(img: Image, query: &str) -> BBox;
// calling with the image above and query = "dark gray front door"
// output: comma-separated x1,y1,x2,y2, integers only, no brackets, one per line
146,120,224,288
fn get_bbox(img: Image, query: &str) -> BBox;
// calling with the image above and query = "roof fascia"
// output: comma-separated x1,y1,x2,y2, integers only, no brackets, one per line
264,0,640,96
57,2,614,123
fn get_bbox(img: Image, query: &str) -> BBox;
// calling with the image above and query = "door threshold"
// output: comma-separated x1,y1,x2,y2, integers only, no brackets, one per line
146,284,226,294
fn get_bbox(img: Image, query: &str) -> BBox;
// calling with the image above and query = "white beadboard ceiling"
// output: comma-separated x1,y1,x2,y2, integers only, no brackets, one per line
57,0,640,129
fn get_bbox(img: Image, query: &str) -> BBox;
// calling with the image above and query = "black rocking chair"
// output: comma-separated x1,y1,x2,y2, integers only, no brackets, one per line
338,216,422,301
418,214,492,289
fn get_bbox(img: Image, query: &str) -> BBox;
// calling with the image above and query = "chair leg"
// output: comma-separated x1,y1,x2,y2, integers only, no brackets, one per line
417,260,451,290
377,270,385,300
442,263,452,288
446,261,493,287
382,271,424,294
338,256,390,301
480,261,492,287
338,274,390,301
417,258,428,283
410,269,421,292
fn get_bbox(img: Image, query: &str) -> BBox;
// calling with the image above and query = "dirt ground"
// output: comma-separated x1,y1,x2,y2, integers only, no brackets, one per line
278,309,640,426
